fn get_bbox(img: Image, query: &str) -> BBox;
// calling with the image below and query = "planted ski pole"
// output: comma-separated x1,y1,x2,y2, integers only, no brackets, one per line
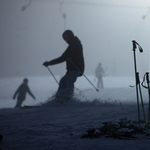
132,40,143,128
145,72,150,133
136,72,148,135
142,72,150,133
47,66,59,85
68,59,99,92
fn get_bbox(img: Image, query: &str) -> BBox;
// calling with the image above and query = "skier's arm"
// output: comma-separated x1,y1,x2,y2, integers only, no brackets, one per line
43,49,70,67
48,55,66,65
13,87,20,99
27,88,36,100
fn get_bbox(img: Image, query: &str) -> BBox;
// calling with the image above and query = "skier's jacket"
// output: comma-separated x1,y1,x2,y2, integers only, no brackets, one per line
95,66,103,78
49,36,84,76
13,83,34,100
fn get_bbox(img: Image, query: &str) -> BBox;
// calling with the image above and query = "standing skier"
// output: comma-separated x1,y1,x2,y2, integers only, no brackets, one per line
43,30,85,101
95,63,105,88
13,78,36,107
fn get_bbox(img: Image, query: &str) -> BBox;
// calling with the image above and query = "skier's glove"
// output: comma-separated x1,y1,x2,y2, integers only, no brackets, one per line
43,61,49,67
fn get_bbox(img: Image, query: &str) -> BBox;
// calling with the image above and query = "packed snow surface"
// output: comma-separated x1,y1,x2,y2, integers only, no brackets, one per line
1,76,150,150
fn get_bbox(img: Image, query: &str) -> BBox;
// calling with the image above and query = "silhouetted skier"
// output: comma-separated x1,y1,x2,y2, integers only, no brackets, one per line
13,78,36,107
95,63,105,88
43,30,84,101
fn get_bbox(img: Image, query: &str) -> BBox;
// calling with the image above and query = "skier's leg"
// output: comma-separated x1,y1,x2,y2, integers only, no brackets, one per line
65,70,80,100
55,74,67,99
97,78,100,89
15,99,23,108
101,77,104,88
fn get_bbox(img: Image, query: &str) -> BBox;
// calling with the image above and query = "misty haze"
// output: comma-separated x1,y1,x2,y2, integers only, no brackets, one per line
0,0,150,78
1,1,150,149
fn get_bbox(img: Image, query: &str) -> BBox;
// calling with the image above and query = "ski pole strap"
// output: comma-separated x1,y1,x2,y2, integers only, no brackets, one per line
136,72,140,84
132,40,143,53
146,72,150,84
141,72,149,89
129,72,140,88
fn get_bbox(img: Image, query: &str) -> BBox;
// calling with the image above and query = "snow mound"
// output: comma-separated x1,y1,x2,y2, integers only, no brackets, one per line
40,88,121,108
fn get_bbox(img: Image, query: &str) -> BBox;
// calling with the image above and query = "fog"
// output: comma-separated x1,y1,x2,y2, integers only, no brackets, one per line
0,0,150,78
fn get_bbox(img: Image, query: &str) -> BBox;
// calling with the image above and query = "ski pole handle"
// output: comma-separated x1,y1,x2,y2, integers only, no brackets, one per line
146,72,149,84
132,41,137,51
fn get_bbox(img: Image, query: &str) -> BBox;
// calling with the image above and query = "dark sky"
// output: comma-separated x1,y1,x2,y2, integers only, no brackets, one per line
0,0,150,77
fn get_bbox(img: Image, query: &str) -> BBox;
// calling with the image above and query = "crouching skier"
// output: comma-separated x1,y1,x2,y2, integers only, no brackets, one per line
43,30,85,101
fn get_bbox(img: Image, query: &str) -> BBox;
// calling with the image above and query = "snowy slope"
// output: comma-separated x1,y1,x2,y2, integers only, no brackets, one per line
1,76,150,150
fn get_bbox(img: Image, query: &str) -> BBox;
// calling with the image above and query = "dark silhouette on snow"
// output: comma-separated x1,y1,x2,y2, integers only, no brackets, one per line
13,78,36,107
0,134,3,141
43,30,85,101
95,63,105,88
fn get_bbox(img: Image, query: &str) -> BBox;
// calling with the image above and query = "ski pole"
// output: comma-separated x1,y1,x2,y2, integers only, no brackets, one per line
67,59,99,92
141,72,150,133
132,40,143,128
137,72,148,135
146,72,150,133
46,66,84,97
47,66,59,85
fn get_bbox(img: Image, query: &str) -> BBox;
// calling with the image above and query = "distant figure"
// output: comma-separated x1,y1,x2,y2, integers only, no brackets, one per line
43,30,84,101
13,78,36,107
95,63,105,88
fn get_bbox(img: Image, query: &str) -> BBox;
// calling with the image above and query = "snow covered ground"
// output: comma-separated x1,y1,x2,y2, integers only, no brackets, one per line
1,76,150,150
